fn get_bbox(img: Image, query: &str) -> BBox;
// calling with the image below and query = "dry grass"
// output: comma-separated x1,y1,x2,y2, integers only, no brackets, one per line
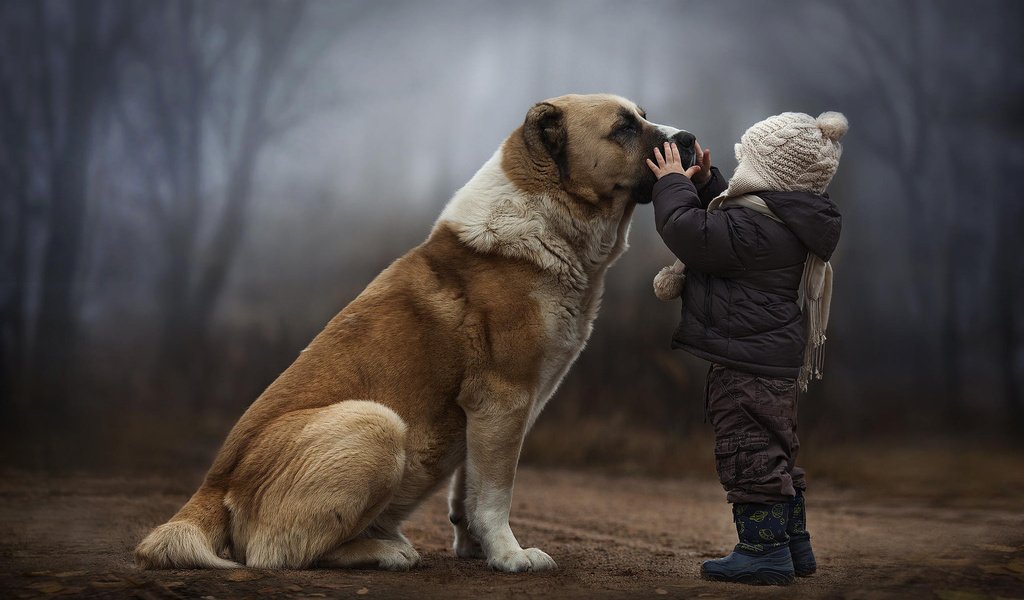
6,406,1023,511
804,439,1024,508
522,417,1024,509
522,416,718,478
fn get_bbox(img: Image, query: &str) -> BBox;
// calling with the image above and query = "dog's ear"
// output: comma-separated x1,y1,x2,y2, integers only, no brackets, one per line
523,102,568,178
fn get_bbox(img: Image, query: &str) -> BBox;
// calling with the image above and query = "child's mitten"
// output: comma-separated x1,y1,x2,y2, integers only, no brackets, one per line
653,259,686,301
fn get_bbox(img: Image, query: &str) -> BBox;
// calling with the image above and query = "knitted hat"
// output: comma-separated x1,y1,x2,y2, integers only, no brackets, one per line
726,111,848,197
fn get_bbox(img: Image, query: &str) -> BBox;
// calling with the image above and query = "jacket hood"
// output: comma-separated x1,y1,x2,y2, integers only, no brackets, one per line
758,190,841,261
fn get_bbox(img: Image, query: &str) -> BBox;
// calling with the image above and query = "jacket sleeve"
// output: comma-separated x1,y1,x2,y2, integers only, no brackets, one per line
695,166,727,209
652,173,746,274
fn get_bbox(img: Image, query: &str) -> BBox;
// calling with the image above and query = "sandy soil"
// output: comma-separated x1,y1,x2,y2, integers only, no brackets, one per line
1,467,1022,599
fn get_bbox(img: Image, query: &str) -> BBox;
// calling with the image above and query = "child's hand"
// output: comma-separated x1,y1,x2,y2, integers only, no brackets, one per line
647,142,702,180
692,141,712,185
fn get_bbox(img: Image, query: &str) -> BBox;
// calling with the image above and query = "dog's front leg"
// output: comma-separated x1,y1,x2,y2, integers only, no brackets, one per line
462,398,556,572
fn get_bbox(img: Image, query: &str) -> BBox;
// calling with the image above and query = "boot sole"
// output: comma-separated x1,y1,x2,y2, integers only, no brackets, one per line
701,569,795,586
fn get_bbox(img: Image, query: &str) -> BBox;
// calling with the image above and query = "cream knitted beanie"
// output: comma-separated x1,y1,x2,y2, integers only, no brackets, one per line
726,111,848,197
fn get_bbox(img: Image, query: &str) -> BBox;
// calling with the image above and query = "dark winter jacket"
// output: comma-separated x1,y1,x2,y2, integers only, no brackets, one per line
652,167,841,378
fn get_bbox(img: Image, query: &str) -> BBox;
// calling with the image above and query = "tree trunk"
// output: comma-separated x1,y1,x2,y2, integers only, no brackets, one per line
156,2,205,401
28,7,103,421
994,195,1023,433
0,29,31,415
0,167,29,416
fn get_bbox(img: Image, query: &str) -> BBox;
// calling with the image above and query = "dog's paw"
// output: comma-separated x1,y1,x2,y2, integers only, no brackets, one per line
488,547,557,573
320,539,420,571
378,544,420,571
454,534,485,559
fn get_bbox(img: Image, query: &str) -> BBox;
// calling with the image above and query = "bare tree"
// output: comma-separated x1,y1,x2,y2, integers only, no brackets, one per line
110,1,360,406
0,1,142,421
988,5,1024,430
0,3,37,410
835,0,967,409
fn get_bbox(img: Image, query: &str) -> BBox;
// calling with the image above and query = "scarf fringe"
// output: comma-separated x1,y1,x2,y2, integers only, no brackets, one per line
797,253,833,391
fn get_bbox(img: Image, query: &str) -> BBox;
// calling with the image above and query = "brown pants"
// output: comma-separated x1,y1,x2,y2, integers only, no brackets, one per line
705,364,806,504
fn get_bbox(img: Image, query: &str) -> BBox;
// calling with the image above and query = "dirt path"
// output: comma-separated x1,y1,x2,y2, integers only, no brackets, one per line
1,468,1022,599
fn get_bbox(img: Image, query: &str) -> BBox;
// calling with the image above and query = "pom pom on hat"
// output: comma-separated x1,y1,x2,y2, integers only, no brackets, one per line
653,260,686,301
816,111,848,142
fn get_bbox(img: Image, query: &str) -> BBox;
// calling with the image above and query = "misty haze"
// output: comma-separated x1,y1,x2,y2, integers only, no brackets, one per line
1,1,1022,598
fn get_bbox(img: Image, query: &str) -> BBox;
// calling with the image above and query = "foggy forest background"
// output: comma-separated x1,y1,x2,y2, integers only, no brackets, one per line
1,0,1022,473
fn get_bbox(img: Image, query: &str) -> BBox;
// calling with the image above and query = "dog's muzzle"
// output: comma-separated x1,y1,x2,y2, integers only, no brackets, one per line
634,129,697,205
671,130,697,169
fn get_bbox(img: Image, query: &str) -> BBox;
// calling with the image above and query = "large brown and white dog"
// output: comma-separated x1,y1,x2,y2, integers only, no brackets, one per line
136,94,694,573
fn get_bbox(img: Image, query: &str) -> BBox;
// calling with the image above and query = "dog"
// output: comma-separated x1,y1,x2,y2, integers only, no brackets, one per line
135,94,695,573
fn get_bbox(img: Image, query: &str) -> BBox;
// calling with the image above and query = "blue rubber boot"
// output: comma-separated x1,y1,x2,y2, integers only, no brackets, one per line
788,490,817,576
701,502,795,585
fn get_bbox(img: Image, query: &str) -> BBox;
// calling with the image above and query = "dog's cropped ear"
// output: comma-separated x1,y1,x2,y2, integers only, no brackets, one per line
524,102,567,178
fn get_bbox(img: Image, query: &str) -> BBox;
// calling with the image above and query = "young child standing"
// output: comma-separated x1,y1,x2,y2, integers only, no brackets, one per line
645,111,847,585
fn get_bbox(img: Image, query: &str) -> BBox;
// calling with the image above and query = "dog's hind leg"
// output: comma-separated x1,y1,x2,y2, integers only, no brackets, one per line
319,532,420,571
320,500,425,570
229,400,407,569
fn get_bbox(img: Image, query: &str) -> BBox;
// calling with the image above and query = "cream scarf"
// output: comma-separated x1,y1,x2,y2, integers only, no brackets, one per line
652,192,833,391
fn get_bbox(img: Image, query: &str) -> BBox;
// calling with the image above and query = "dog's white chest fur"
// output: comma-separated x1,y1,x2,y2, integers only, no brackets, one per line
437,147,630,430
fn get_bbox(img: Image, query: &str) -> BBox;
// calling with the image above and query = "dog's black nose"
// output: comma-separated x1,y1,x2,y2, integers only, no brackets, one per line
672,131,695,148
670,131,697,168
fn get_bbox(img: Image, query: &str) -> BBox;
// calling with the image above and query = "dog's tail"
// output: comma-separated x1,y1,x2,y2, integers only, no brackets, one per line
135,485,240,569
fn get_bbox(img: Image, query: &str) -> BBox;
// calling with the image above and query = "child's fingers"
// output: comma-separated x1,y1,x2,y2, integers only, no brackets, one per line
699,148,711,179
653,146,665,167
684,164,702,179
670,142,681,165
645,158,659,173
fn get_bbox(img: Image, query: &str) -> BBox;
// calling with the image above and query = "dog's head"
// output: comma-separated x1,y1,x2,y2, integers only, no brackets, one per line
507,94,694,210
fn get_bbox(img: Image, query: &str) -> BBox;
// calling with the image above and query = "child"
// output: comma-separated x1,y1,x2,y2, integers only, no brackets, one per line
645,111,847,585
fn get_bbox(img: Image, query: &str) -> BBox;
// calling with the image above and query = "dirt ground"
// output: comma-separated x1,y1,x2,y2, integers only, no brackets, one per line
1,467,1022,600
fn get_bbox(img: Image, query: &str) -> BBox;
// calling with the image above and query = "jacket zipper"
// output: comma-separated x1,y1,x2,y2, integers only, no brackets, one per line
705,282,714,326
